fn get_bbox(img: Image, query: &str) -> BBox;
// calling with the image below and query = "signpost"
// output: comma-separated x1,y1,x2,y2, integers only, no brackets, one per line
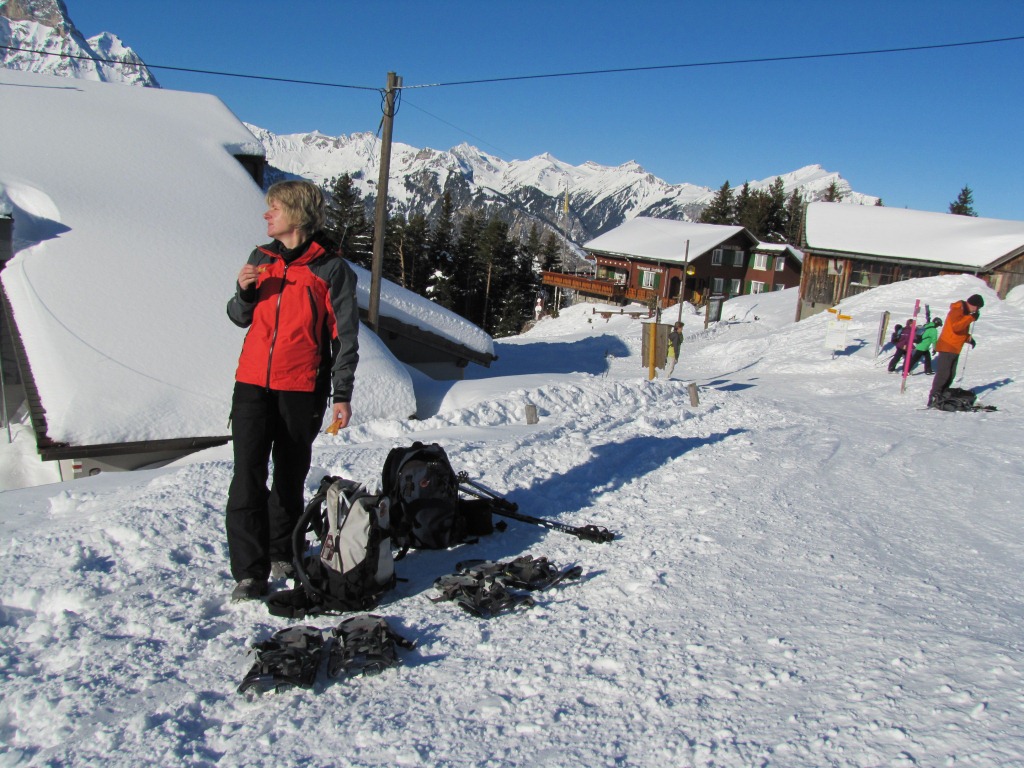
824,306,853,356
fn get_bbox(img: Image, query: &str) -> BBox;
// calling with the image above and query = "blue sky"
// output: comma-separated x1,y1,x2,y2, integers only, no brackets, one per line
69,1,1024,219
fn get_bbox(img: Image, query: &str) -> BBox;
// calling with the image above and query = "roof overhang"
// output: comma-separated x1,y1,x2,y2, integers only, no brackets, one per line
803,246,999,273
366,310,497,368
38,436,230,462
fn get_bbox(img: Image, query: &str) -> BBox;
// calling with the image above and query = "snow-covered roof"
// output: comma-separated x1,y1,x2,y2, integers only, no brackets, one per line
804,201,1024,269
583,217,753,264
753,242,804,263
0,69,489,448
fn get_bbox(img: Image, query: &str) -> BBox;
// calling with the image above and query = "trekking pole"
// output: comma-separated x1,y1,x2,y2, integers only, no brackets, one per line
957,317,977,386
457,473,615,543
957,344,971,386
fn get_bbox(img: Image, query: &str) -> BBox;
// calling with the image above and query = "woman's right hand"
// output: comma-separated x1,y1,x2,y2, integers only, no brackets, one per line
238,264,260,290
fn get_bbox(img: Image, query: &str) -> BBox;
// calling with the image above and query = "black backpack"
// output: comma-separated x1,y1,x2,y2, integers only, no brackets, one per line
889,323,904,346
382,442,493,553
267,477,396,619
931,387,995,412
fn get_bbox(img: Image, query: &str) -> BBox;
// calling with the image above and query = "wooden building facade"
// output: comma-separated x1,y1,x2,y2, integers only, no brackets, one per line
747,243,803,294
545,218,766,308
798,202,1024,320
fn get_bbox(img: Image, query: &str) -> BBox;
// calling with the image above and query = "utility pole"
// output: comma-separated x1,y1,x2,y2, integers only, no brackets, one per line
368,71,401,334
676,239,690,324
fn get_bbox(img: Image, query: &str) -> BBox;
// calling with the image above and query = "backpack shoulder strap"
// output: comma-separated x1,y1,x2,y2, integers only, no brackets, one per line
291,475,339,608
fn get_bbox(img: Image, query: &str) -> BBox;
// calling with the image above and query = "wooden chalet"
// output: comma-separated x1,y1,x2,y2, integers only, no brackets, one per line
544,217,762,307
798,202,1024,320
747,243,803,294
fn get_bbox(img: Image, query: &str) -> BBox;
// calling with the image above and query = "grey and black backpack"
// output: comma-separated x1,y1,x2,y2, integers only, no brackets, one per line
267,476,396,619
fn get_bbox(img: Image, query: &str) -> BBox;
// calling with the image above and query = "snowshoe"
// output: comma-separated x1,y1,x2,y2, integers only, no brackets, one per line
327,614,414,678
431,573,535,618
455,554,583,591
237,625,324,695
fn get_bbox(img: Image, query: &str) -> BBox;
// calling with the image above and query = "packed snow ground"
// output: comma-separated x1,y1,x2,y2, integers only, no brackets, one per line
1,275,1022,767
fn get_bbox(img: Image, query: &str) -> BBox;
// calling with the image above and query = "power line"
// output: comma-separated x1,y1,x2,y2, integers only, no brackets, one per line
402,35,1024,89
4,34,1023,94
400,97,513,157
0,42,379,91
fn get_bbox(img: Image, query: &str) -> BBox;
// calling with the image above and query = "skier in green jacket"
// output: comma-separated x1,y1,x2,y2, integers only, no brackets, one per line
908,317,942,375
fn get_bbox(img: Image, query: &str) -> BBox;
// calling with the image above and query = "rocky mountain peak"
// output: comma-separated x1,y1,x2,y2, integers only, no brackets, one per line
1,0,71,31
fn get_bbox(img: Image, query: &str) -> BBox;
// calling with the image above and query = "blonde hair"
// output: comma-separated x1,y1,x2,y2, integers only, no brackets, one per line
266,180,325,234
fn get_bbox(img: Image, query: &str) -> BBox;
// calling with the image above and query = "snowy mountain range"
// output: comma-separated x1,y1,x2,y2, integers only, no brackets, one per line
250,124,878,245
2,0,878,246
0,0,157,86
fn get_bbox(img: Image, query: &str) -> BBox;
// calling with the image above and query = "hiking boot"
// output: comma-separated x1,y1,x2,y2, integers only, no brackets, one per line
231,578,269,602
271,561,295,580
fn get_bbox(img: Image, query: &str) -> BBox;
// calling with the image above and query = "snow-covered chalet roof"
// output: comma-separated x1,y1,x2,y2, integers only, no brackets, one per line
0,69,491,448
583,217,755,264
804,201,1024,270
754,242,804,263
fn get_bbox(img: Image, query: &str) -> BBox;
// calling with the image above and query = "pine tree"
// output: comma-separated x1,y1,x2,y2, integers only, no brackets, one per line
381,211,405,285
735,183,761,234
783,190,806,246
324,174,372,268
540,232,561,272
762,177,788,242
821,180,844,203
700,181,735,225
426,192,457,308
479,218,533,336
469,216,504,330
401,213,431,294
523,224,543,273
949,185,977,216
454,210,484,319
493,241,537,337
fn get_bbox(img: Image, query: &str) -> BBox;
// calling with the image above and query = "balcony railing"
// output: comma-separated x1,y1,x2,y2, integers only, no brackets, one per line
541,271,626,301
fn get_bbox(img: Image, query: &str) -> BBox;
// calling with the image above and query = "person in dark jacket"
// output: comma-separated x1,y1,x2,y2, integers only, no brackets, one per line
664,321,683,378
887,319,914,373
928,294,982,407
225,180,360,601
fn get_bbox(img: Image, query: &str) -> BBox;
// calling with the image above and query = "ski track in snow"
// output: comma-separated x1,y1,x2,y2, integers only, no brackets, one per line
2,280,1023,767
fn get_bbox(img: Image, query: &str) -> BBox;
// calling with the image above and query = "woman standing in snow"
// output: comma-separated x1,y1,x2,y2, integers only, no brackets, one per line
224,181,360,602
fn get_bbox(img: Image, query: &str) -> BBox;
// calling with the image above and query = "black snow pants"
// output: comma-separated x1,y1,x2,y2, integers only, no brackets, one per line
887,348,907,372
929,351,960,404
225,382,327,582
908,349,933,375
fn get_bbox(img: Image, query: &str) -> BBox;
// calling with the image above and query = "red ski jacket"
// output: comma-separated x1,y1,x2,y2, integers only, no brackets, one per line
227,234,359,400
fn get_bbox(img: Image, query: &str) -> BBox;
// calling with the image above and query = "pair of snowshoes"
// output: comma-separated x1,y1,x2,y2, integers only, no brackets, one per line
237,615,413,694
431,555,582,618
